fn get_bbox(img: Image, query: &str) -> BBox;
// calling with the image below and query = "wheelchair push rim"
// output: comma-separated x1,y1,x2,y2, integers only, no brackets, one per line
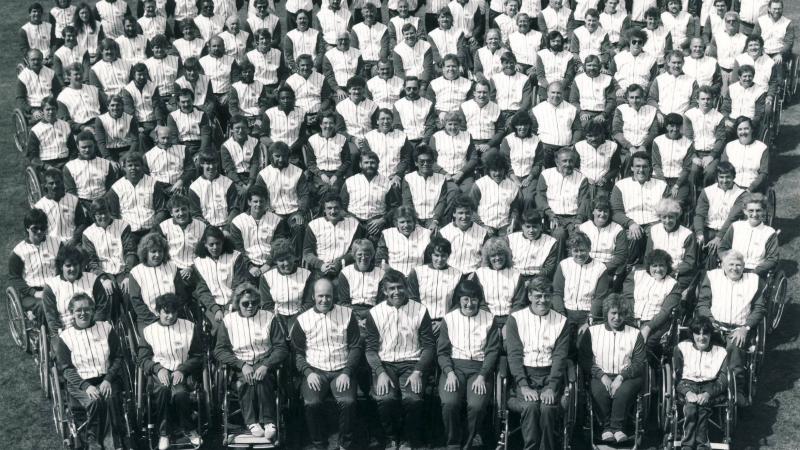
38,323,51,399
6,287,29,352
26,166,42,208
769,274,788,333
13,109,27,154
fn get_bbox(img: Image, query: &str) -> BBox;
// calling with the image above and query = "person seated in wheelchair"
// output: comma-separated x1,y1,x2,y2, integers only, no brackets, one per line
752,0,795,66
292,277,363,450
507,209,559,281
54,293,125,450
504,275,570,450
472,237,527,327
579,293,647,444
718,193,778,277
9,208,62,322
470,151,523,237
364,269,435,449
684,86,727,188
674,315,730,450
52,26,90,90
36,168,88,245
406,236,464,332
220,116,263,195
167,88,213,158
17,49,61,124
573,122,621,200
128,232,190,328
731,36,780,116
376,206,432,277
64,131,119,210
303,193,365,278
536,146,590,249
144,127,197,195
27,96,74,171
695,249,765,405
214,283,289,440
106,151,170,241
137,293,204,450
644,198,698,289
651,113,694,211
188,151,240,229
693,162,746,262
192,225,252,331
552,232,609,331
721,116,769,194
159,194,207,286
304,111,352,198
722,65,768,137
82,198,137,296
118,63,168,153
44,244,114,336
437,278,501,450
230,185,290,278
579,198,628,281
19,3,53,65
258,238,314,330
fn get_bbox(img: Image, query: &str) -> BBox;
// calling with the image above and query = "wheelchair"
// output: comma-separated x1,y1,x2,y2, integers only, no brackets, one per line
787,53,800,100
217,365,288,449
494,358,578,450
13,107,30,154
6,286,53,397
764,266,788,334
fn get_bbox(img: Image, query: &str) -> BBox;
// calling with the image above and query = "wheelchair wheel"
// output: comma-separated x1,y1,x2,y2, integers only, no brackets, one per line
773,96,784,136
766,188,777,227
792,55,800,99
50,366,71,447
768,272,788,333
13,109,28,154
26,166,43,208
202,366,213,431
562,363,578,450
659,362,673,432
38,323,51,399
211,117,225,147
6,287,29,352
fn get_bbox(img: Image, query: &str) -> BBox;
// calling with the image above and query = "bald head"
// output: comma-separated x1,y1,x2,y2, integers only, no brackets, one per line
313,278,335,313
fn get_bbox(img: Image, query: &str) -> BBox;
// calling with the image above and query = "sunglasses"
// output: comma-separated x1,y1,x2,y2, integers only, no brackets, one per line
630,40,643,44
240,301,259,308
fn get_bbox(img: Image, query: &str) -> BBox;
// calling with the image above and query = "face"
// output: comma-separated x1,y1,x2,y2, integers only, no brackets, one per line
336,34,350,50
505,0,519,16
62,259,81,281
660,212,680,231
201,160,219,179
170,205,191,226
459,295,480,317
201,0,214,15
547,84,563,104
739,71,754,87
452,207,473,228
26,222,47,244
607,306,624,329
667,56,684,75
746,40,761,54
377,112,393,132
275,256,296,274
769,1,783,18
690,39,705,58
383,281,408,306
416,153,435,176
182,25,195,40
489,252,506,270
313,281,335,313
403,28,417,45
320,116,337,137
723,257,744,280
204,235,224,258
517,15,531,32
404,80,420,99
227,17,240,33
377,61,393,78
502,58,516,75
323,201,342,221
556,152,575,174
94,209,112,227
152,43,166,59
586,131,603,147
158,307,179,326
240,65,254,83
209,38,224,57
397,1,409,16
147,247,164,266
698,92,714,111
101,45,115,61
646,15,658,29
629,36,644,55
354,248,374,270
725,15,739,33
296,12,310,30
549,35,564,51
297,58,313,77
363,7,376,23
438,13,452,29
521,221,543,240
692,328,711,350
593,207,610,226
42,103,57,122
737,121,753,142
64,30,77,47
716,1,728,15
474,84,490,104
271,150,289,168
247,194,267,216
30,7,42,24
231,122,249,141
488,166,506,183
667,0,680,13
396,216,415,235
445,119,460,135
44,176,65,199
178,95,193,112
585,15,598,31
571,245,590,264
430,250,449,269
78,7,91,23
330,0,341,8
649,262,668,280
631,157,652,182
717,171,735,190
77,139,95,159
71,299,94,329
745,202,765,226
528,289,552,315
514,122,531,137
443,59,459,79
144,3,156,15
486,32,501,49
606,0,619,12
666,122,681,139
156,129,171,147
124,19,137,37
255,1,270,16
109,98,125,117
584,58,600,76
28,52,42,71
360,156,378,176
238,293,260,317
124,158,144,181
348,85,364,102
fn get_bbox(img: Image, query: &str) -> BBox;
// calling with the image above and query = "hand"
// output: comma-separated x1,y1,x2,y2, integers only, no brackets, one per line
520,386,539,402
242,364,255,385
168,180,184,194
765,97,774,109
508,174,520,185
101,278,114,296
730,326,749,347
99,380,113,398
641,325,651,340
34,290,44,299
522,176,533,187
171,370,184,385
705,237,722,253
580,112,593,123
157,368,171,385
376,372,395,396
120,277,130,294
427,220,439,233
290,213,305,226
628,223,643,240
431,320,442,335
214,310,224,322
670,184,680,198
452,171,463,183
390,175,402,188
540,388,556,405
329,175,338,186
180,267,193,281
773,53,783,65
335,373,351,392
592,114,606,124
336,89,348,101
471,375,487,395
686,391,697,403
610,375,624,398
549,215,560,229
696,392,711,405
696,234,705,246
367,217,386,235
320,173,330,184
405,370,423,394
601,374,613,391
306,371,323,391
320,262,335,274
444,371,459,392
249,265,262,277
86,385,102,400
253,365,268,381
31,110,44,121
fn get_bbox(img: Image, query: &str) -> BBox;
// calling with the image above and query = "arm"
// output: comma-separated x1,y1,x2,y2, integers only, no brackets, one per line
619,334,646,380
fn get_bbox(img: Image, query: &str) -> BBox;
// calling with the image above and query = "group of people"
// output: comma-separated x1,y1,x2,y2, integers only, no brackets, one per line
9,0,790,448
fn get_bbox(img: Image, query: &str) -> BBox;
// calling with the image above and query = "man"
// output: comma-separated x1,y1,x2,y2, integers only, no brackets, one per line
535,31,577,99
568,54,616,129
709,11,748,97
471,151,522,236
173,57,217,120
569,9,610,65
63,131,117,209
683,37,723,96
35,168,87,244
536,146,590,248
439,195,487,273
427,54,473,121
335,76,379,157
531,81,582,168
392,77,437,146
752,0,794,65
322,32,364,102
612,84,659,165
505,277,570,450
228,60,269,130
199,36,239,126
340,151,399,241
230,185,289,277
692,162,746,257
57,63,103,134
284,54,331,116
293,278,362,450
573,122,620,199
263,86,308,161
16,49,61,122
365,270,435,450
166,88,212,156
609,28,658,100
143,127,196,195
28,96,74,170
367,58,405,110
350,4,390,74
401,145,455,232
392,24,434,82
684,86,727,187
303,193,364,277
105,152,169,239
648,51,698,121
460,80,503,154
492,52,534,128
188,151,239,228
314,0,353,48
722,65,768,134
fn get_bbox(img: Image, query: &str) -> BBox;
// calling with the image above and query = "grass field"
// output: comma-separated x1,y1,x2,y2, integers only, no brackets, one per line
1,2,799,449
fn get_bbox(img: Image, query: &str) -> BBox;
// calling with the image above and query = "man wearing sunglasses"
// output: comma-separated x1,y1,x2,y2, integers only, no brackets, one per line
392,77,437,148
609,28,658,103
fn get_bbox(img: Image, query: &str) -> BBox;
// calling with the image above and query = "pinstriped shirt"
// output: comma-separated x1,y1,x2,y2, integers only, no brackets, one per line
677,341,727,382
739,0,769,24
588,324,639,374
474,175,519,229
13,237,60,288
65,158,114,201
77,26,100,60
116,35,147,67
57,85,102,124
443,308,495,361
286,28,319,61
343,173,392,220
683,56,718,89
579,220,624,264
222,310,276,363
46,272,98,330
538,49,573,84
247,14,280,36
200,54,235,94
265,106,304,146
222,137,258,174
393,41,430,79
724,140,767,188
558,258,606,311
364,129,407,177
573,26,608,62
308,216,360,263
729,221,776,271
394,97,433,141
540,168,586,216
59,321,113,378
98,112,134,149
713,32,747,70
30,120,71,161
728,82,767,121
382,226,431,276
654,135,692,178
231,212,282,266
341,265,384,306
159,219,206,269
220,30,250,62
83,219,128,275
138,16,167,42
124,81,158,122
142,318,195,371
54,46,86,73
508,233,558,276
370,299,428,363
429,77,473,114
617,104,657,148
505,134,542,178
95,0,127,38
662,11,692,49
410,265,461,320
325,47,362,87
145,145,188,185
476,47,503,81
367,75,404,110
130,262,179,314
706,269,760,326
111,175,159,232
144,56,179,96
613,51,657,89
257,164,303,215
509,30,543,66
703,185,745,231
232,80,265,116
194,15,225,43
735,53,776,88
574,140,616,184
448,0,481,38
600,11,627,44
573,73,613,113
36,194,79,243
614,177,667,225
643,27,669,65
632,269,677,321
262,267,312,316
494,72,529,111
510,308,567,367
285,72,326,114
18,67,55,108
92,59,131,97
319,8,353,45
194,251,241,305
21,22,52,58
649,223,693,267
353,22,388,61
189,175,234,227
428,27,463,63
684,107,724,152
173,0,198,21
170,109,204,142
433,130,471,174
213,0,239,20
404,172,447,220
531,101,578,146
653,73,695,115
336,98,378,139
296,305,353,371
439,223,486,273
173,38,205,62
475,267,521,317
175,75,211,106
51,5,77,39
247,49,282,86
541,6,572,35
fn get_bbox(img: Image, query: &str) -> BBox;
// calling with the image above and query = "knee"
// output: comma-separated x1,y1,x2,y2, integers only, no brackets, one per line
551,226,567,241
401,391,424,407
303,395,325,408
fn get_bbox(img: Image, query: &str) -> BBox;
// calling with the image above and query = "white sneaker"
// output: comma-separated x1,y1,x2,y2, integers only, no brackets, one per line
158,436,170,450
601,431,615,442
186,430,202,447
248,423,265,437
264,423,277,440
614,431,629,443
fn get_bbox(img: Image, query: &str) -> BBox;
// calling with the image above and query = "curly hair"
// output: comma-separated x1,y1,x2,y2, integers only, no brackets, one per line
137,232,171,266
480,237,513,268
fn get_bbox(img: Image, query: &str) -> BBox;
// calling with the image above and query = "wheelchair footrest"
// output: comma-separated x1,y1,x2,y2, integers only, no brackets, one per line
673,441,729,450
224,433,278,448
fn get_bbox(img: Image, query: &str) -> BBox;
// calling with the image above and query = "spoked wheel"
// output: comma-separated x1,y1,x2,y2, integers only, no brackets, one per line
38,324,50,399
766,189,777,226
6,287,29,352
769,274,788,333
792,55,800,99
50,366,66,439
659,363,673,432
13,109,28,154
25,166,42,208
202,366,213,432
773,96,784,136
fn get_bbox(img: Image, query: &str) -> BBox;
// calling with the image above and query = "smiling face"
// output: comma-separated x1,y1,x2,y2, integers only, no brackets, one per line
474,84,490,105
109,98,124,118
170,205,191,226
323,200,342,222
528,289,552,315
660,212,680,232
275,255,296,274
208,38,225,57
395,216,415,236
71,298,95,329
442,59,459,80
42,103,57,123
360,154,378,176
556,151,575,175
549,34,564,52
547,83,563,105
452,206,473,229
489,251,507,270
383,280,408,307
158,306,179,326
723,256,744,280
238,292,260,317
459,295,480,317
592,207,610,226
336,33,350,51
416,153,435,176
629,36,644,55
204,235,223,258
377,60,394,79
320,115,337,137
667,55,684,75
631,157,652,183
62,258,81,281
736,120,753,143
739,70,754,87
607,306,624,329
354,248,374,271
200,160,219,179
147,247,164,266
571,244,590,264
231,121,249,141
745,201,765,226
486,31,501,50
521,221,543,240
313,280,335,313
584,58,601,77
692,328,711,350
717,171,735,190
438,12,452,29
430,249,450,270
649,261,669,280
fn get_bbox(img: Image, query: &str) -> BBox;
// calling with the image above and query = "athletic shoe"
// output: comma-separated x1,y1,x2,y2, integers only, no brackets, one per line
187,430,202,447
158,436,170,450
249,423,265,437
264,423,277,440
614,431,629,442
601,431,615,442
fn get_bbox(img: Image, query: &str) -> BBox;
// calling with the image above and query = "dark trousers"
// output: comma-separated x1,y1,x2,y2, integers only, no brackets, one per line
371,360,426,446
589,375,643,431
66,376,121,449
151,376,195,436
439,360,492,449
678,379,718,449
506,366,562,450
234,369,277,425
300,368,358,449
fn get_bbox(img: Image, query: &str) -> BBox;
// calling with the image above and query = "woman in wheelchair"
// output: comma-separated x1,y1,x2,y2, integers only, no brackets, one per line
214,283,288,440
138,293,204,450
27,96,74,170
695,249,765,405
721,116,769,193
552,232,610,330
645,198,697,289
622,249,681,350
674,315,730,450
54,292,124,450
718,192,778,277
578,294,646,444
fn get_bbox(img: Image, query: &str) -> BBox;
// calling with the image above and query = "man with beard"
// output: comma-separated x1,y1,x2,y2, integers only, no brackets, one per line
303,193,365,278
393,77,437,147
340,151,400,241
536,146,590,251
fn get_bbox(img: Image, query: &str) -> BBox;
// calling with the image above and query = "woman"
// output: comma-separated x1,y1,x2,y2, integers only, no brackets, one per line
718,193,778,277
43,244,112,334
499,112,544,207
90,38,131,98
128,232,188,328
429,110,477,193
376,206,432,277
579,294,646,444
645,198,697,289
72,2,103,62
215,283,288,439
473,237,526,327
361,108,412,184
579,198,628,279
552,232,609,328
407,236,464,328
192,226,251,330
337,239,385,321
259,238,314,328
121,63,167,152
82,198,137,293
721,116,769,194
622,249,681,348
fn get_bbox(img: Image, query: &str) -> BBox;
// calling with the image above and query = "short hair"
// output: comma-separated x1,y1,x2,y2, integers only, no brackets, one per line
107,94,125,108
55,244,85,275
195,226,234,257
232,282,260,310
376,107,394,119
360,150,380,164
197,151,218,165
666,50,685,63
527,276,554,294
318,110,337,125
547,30,564,43
724,11,739,21
137,232,170,264
645,249,674,274
443,110,465,127
592,198,612,213
743,192,768,210
453,279,483,303
520,208,544,225
627,28,648,44
154,293,182,313
350,239,375,258
238,59,255,73
276,84,295,98
183,57,201,72
474,79,491,91
585,8,600,18
176,87,195,101
451,194,475,212
583,54,601,67
404,76,421,87
656,197,682,216
438,5,453,17
98,38,121,58
509,111,533,128
441,53,460,66
721,249,744,264
120,152,144,167
644,6,660,19
319,192,343,209
745,35,764,48
568,231,592,250
584,121,606,138
715,161,736,177
393,205,418,223
425,235,452,259
664,113,683,128
76,130,96,145
688,315,715,335
90,197,110,215
414,144,437,162
43,165,62,181
150,34,169,49
295,53,313,64
246,184,269,202
61,25,77,37
166,194,191,212
500,51,517,64
733,115,753,130
269,141,290,155
346,76,366,90
363,3,378,13
229,114,249,128
555,146,577,161
602,293,632,319
65,62,83,76
24,208,48,230
381,269,408,289
253,28,273,44
480,237,513,268
630,150,651,166
483,150,510,173
697,85,717,97
401,23,417,34
29,3,44,13
270,238,296,262
68,292,95,312
626,83,645,96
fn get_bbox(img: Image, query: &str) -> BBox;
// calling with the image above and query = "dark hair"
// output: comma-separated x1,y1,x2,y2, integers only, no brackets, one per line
198,151,218,165
24,208,48,231
167,194,191,211
688,315,715,335
630,150,651,166
509,111,533,128
733,115,753,130
319,192,343,209
246,184,269,202
451,194,475,212
270,238,296,263
155,293,182,313
715,161,736,177
195,226,235,257
29,2,43,13
526,276,554,294
483,150,510,173
451,278,484,310
584,121,606,138
664,113,683,128
592,198,612,213
56,244,85,275
602,293,632,319
73,3,98,34
90,197,110,215
626,83,645,96
414,144,438,162
568,231,592,250
381,269,407,288
360,150,380,164
519,208,544,225
424,235,452,259
229,114,249,128
150,34,169,49
68,292,94,312
644,249,673,274
269,141,290,155
346,76,367,90
644,6,660,19
76,130,96,145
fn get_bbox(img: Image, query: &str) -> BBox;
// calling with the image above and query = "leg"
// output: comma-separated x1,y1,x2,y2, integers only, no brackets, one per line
330,373,358,450
67,380,112,449
171,382,195,433
151,379,172,437
464,372,492,448
255,371,277,425
397,365,427,447
301,370,332,449
608,377,643,432
681,400,699,448
438,369,467,449
539,403,561,450
590,377,613,430
371,364,403,444
235,373,259,426
509,396,542,450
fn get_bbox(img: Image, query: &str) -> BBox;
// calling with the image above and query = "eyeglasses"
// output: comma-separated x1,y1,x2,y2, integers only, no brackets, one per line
417,159,434,165
240,301,259,308
630,40,643,44
73,308,94,314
